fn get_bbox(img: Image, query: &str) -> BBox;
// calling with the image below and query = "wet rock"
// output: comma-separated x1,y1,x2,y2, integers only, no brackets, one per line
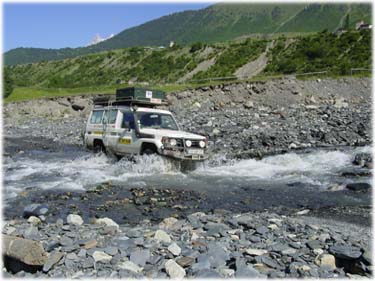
165,259,186,278
353,153,372,167
346,183,371,192
23,204,49,218
295,209,310,215
67,214,83,226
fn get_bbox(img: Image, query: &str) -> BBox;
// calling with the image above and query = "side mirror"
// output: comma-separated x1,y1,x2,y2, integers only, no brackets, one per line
124,121,131,131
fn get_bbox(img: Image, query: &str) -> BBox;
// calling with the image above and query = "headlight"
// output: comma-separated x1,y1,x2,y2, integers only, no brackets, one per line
199,140,206,148
185,140,192,147
170,138,177,146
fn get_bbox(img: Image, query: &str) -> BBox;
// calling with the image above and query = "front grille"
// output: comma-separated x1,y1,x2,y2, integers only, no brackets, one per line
166,138,203,149
187,140,201,148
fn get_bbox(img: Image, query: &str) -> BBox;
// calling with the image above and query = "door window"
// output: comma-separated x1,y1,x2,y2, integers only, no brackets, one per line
122,112,135,129
90,110,104,124
104,109,118,124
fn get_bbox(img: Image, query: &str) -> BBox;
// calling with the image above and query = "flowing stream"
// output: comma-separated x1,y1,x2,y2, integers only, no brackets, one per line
3,145,371,204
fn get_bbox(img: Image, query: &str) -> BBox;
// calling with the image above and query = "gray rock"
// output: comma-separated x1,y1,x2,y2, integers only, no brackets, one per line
104,246,118,256
192,259,211,272
154,230,171,243
23,226,40,240
23,204,49,218
43,251,64,272
306,240,322,250
3,235,47,266
176,256,195,268
256,226,268,235
118,260,143,273
195,269,221,278
346,182,371,192
236,258,262,278
168,243,182,256
207,243,230,268
260,256,280,269
44,240,60,252
67,214,83,226
59,236,73,246
271,243,289,252
92,251,112,263
77,249,87,258
329,245,362,260
165,259,186,278
130,249,150,266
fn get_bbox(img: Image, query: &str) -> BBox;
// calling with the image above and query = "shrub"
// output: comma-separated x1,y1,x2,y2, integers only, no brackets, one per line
3,69,14,98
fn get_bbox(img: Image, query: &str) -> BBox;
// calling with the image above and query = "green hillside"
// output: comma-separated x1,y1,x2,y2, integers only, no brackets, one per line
4,3,371,65
6,30,371,98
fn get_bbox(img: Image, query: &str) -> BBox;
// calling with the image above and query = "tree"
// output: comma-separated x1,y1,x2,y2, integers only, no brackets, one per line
3,69,14,99
344,14,350,30
190,42,204,53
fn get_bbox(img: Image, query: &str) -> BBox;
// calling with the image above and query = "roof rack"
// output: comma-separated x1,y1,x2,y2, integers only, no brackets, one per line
93,96,168,108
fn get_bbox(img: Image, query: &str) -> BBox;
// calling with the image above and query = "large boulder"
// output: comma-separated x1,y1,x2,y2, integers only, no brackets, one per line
3,235,47,265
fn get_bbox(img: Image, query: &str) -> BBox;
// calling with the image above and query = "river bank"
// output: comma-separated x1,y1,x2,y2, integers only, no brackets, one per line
3,77,372,157
2,77,372,278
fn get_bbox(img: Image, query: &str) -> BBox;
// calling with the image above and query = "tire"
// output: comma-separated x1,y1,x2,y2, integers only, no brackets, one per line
142,148,156,155
93,141,105,153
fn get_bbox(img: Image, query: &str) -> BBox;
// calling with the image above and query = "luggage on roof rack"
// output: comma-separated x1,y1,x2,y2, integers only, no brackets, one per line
116,87,166,105
93,87,168,107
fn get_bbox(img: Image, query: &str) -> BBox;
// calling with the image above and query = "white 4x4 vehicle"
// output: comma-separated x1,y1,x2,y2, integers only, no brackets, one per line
84,103,209,161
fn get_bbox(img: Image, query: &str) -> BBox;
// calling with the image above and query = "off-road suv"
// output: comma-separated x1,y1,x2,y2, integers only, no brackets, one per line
84,88,209,161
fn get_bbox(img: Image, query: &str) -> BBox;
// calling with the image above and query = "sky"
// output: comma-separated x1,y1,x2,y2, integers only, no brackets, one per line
3,3,212,51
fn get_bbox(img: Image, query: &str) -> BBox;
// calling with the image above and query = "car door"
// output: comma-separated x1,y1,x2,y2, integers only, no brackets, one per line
102,109,120,149
116,111,139,154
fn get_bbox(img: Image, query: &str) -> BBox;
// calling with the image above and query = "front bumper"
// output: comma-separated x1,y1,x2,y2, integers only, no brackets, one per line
160,147,209,161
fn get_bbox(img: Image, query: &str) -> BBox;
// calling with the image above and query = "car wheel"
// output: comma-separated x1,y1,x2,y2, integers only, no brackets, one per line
143,148,155,155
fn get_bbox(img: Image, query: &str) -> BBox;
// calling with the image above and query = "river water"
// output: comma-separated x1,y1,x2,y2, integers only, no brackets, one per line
3,145,372,204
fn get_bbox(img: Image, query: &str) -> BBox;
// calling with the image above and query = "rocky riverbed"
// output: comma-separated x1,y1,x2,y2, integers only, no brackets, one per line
3,208,372,278
2,77,373,278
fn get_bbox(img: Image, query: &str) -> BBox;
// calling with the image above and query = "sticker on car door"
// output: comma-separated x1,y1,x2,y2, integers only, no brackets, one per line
119,138,131,144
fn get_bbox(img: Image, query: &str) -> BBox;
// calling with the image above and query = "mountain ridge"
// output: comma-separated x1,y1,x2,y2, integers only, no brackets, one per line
4,3,371,65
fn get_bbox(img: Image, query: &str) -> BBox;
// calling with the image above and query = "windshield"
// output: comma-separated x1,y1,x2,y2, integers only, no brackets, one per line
136,112,179,131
